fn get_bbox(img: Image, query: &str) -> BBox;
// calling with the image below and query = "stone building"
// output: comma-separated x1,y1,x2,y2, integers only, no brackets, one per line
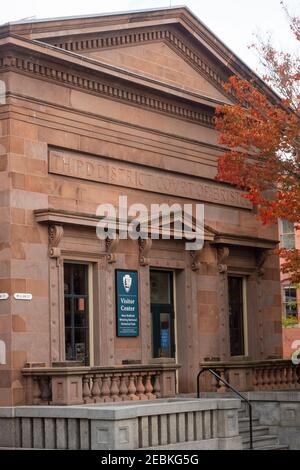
278,220,300,359
0,6,294,408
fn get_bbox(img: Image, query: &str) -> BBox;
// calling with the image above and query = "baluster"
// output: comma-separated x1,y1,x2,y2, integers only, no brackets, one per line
263,368,270,390
119,374,128,401
128,374,139,401
292,368,298,388
269,368,275,389
286,367,294,389
83,376,92,403
153,372,161,399
145,372,155,400
110,374,121,401
275,367,282,390
281,367,288,389
211,372,219,392
40,377,51,403
136,373,147,400
217,369,227,393
101,375,111,402
91,375,103,403
256,368,263,390
32,376,42,405
252,369,258,390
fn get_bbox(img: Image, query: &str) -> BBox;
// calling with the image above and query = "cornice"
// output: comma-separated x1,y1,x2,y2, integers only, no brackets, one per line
0,40,216,128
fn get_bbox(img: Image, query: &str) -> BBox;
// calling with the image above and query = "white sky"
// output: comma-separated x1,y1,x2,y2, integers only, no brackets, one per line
1,0,299,72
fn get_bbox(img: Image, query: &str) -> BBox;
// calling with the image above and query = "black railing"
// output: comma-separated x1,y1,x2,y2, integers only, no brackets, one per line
197,368,253,450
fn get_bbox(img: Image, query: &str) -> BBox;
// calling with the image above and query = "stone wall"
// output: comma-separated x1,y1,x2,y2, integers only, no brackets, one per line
0,398,241,450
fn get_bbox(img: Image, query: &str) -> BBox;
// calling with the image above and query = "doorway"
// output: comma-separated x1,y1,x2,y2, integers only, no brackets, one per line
150,270,176,359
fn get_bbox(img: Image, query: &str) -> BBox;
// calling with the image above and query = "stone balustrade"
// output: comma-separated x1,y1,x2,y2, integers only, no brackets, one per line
199,359,300,393
22,364,179,405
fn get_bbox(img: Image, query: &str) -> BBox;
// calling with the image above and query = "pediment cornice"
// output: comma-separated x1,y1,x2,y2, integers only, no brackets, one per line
0,35,217,127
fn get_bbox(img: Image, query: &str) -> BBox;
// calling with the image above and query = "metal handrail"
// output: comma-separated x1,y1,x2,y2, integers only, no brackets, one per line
197,368,253,450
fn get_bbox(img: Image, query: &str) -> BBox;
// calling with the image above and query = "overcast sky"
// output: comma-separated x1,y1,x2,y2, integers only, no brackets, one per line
1,0,299,72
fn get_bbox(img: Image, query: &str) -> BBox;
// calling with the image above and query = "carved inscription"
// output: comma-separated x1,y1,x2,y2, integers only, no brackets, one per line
49,149,252,209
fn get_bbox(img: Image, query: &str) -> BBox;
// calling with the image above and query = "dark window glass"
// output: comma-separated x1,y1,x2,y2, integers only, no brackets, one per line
228,276,245,357
64,264,89,364
284,287,298,318
150,271,175,359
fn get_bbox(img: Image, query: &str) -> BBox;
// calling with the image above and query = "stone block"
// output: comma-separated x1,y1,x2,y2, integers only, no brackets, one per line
51,375,83,405
217,409,239,438
159,369,176,397
91,418,138,450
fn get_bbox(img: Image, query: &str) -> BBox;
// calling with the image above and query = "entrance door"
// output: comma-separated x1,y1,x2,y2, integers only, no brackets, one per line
228,276,247,357
150,270,175,359
64,263,89,365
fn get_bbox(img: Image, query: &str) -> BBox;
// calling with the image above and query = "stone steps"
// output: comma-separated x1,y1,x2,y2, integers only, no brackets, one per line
239,425,271,438
238,417,260,430
239,414,289,450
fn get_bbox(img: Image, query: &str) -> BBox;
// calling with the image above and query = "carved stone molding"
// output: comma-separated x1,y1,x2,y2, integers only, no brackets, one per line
190,249,204,271
217,247,230,273
139,238,152,266
49,225,64,258
1,53,215,127
106,236,119,264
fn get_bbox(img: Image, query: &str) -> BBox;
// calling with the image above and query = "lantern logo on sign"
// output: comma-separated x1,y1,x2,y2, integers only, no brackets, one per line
123,274,132,293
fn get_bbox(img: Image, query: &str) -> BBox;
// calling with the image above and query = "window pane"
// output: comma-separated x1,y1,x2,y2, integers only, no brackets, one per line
150,271,171,304
74,328,88,362
284,287,298,317
64,297,72,327
73,265,87,295
65,327,74,360
74,297,87,327
64,264,72,295
228,276,245,356
281,220,295,249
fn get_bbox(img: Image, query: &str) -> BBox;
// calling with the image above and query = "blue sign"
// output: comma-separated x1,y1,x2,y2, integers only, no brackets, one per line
116,270,139,337
160,328,170,350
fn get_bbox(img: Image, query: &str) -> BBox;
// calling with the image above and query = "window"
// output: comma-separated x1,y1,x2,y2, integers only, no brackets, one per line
283,287,298,318
64,263,89,364
280,219,295,249
228,276,247,357
150,270,175,359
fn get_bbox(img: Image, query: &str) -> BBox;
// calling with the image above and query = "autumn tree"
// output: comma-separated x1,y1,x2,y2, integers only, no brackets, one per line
215,3,300,283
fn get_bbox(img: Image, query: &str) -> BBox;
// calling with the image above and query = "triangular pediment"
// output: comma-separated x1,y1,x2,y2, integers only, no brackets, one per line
123,210,218,242
83,41,231,103
3,6,278,106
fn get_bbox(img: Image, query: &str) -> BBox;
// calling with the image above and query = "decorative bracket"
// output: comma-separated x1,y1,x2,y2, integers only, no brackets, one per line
139,238,152,266
49,225,64,259
106,236,119,264
217,247,230,273
190,249,204,271
256,249,269,277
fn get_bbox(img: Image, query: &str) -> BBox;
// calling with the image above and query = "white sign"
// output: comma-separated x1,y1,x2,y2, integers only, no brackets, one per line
123,274,132,293
14,293,32,301
0,293,9,300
